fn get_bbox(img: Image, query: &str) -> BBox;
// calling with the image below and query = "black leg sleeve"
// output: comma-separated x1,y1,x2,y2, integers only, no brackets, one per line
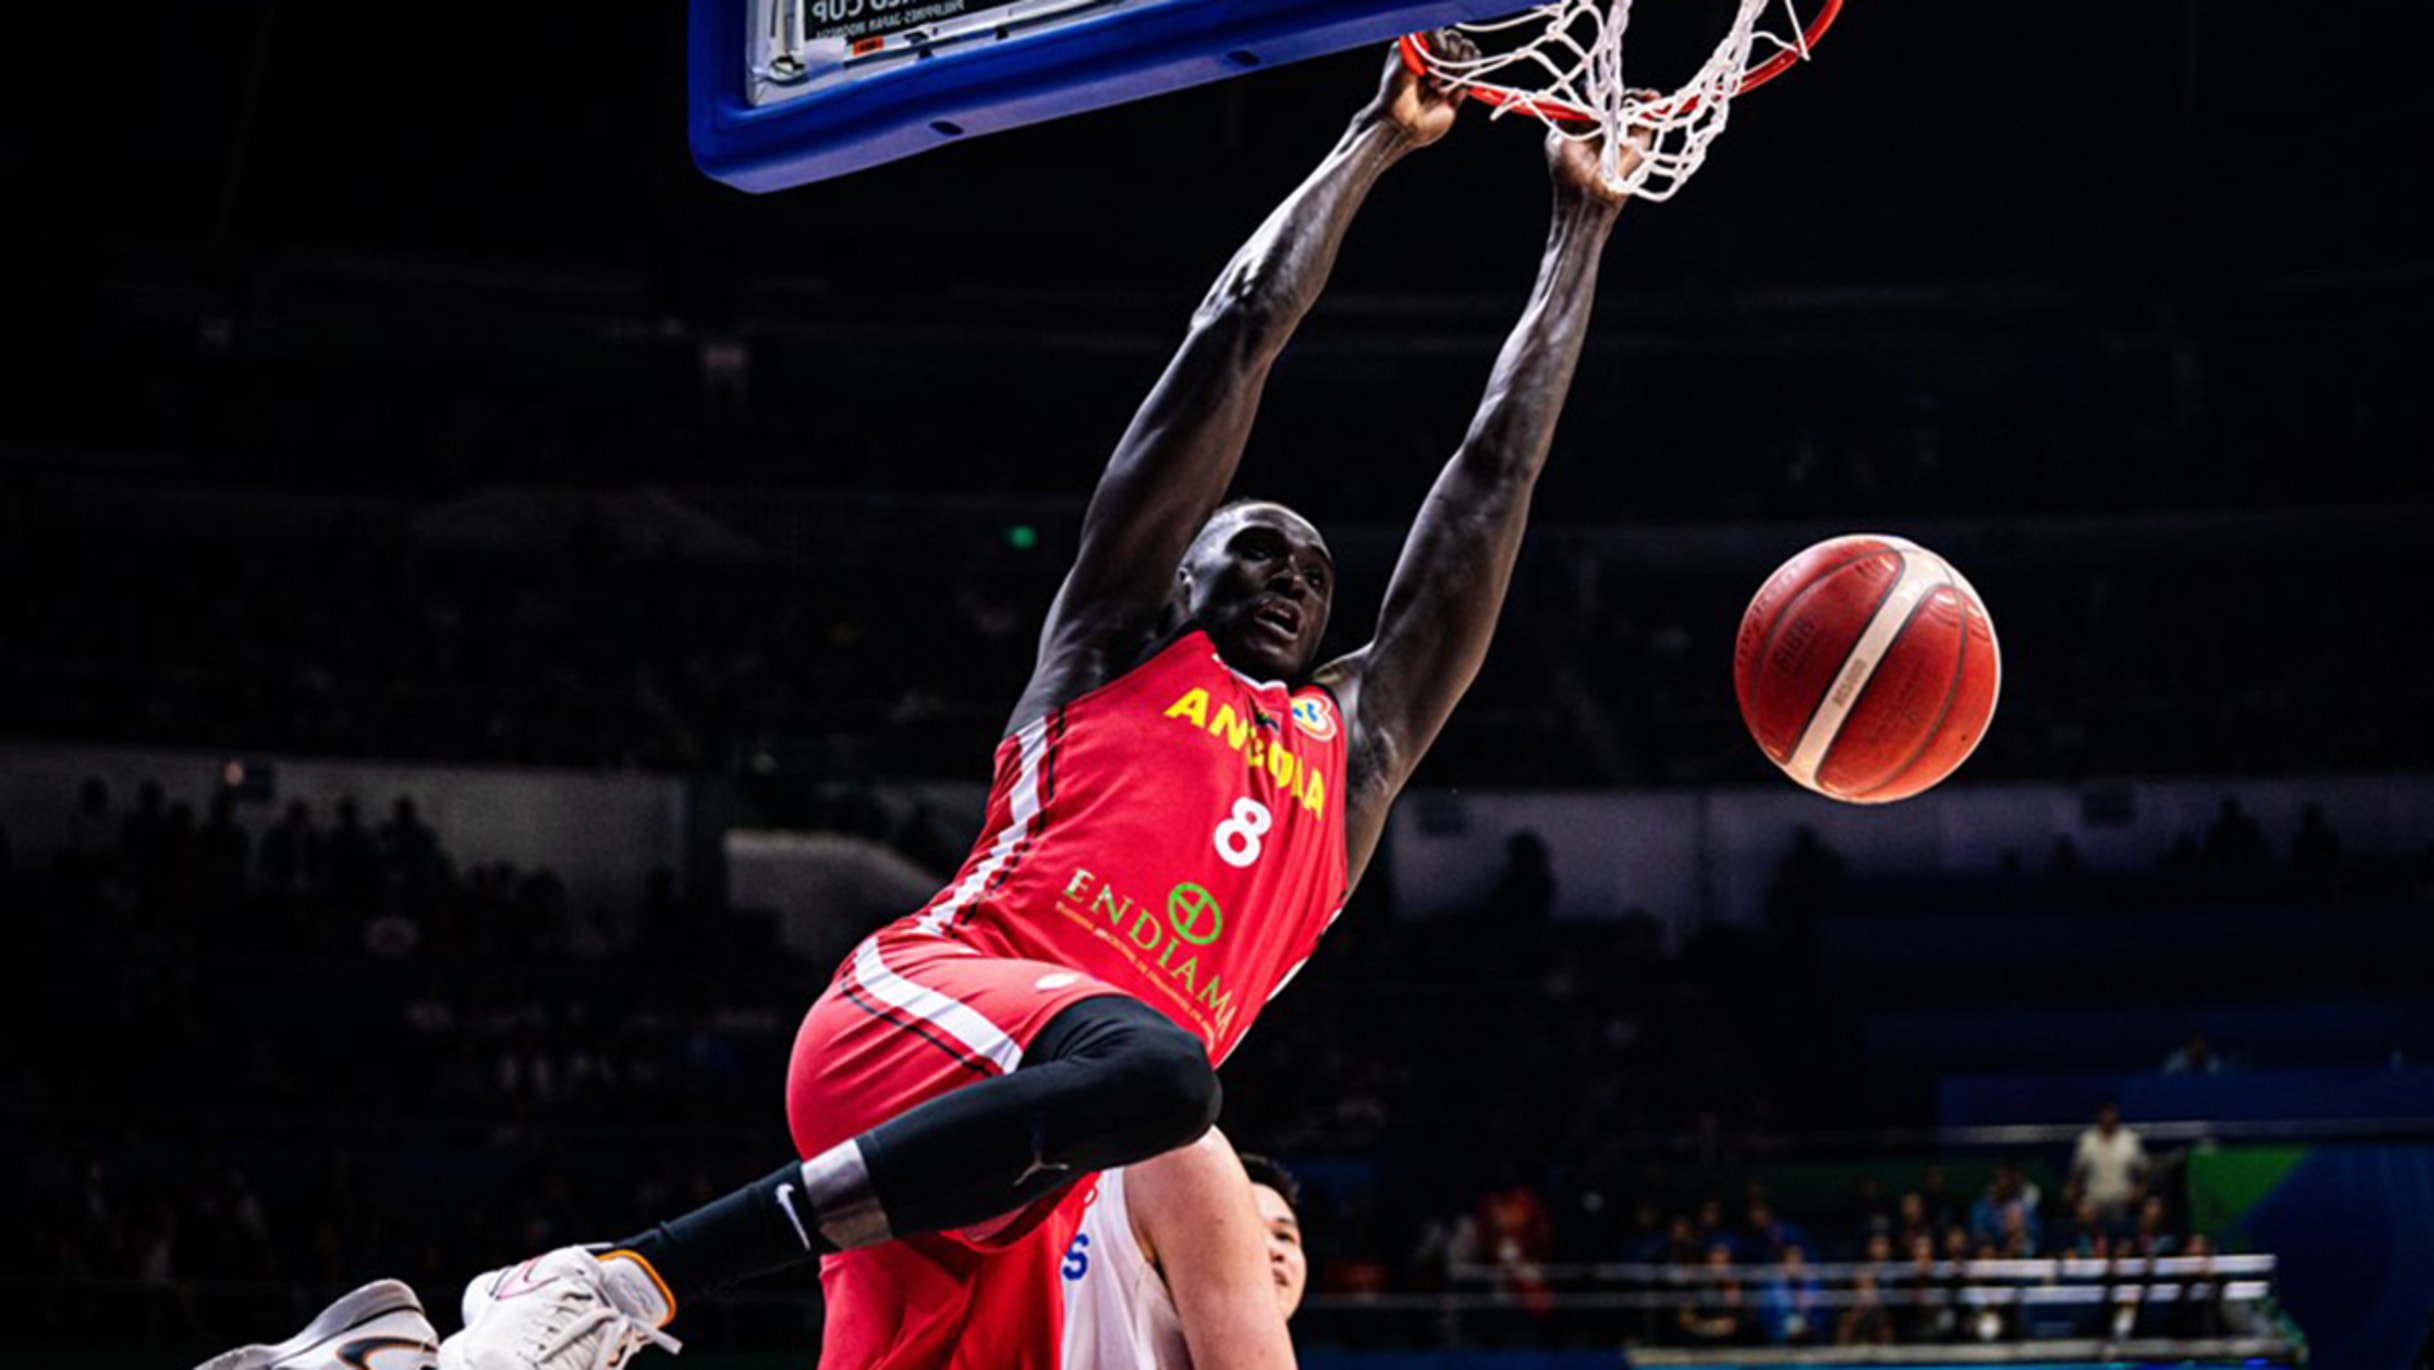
613,992,1218,1304
857,992,1221,1235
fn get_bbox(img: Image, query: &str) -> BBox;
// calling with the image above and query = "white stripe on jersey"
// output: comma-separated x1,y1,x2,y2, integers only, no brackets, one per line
915,714,1052,936
848,940,1026,1074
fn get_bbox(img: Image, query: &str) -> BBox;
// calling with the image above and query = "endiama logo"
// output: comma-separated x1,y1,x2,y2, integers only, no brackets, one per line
1059,868,1240,1038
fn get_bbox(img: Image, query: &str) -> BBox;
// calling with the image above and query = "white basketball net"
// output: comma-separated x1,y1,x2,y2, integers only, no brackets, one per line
1406,0,1823,201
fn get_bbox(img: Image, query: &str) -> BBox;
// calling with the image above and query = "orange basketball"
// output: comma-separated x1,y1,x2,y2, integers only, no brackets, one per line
1732,534,2001,803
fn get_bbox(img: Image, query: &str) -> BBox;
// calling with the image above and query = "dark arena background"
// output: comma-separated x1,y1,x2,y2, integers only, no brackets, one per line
9,1,2434,1368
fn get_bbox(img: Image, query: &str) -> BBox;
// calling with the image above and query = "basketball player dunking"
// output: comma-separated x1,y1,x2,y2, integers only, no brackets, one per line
441,42,1640,1370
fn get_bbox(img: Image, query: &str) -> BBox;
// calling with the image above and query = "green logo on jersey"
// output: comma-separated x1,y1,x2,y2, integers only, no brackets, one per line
1166,883,1224,946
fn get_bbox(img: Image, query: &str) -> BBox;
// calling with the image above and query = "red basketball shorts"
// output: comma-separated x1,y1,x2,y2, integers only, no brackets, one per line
787,930,1123,1370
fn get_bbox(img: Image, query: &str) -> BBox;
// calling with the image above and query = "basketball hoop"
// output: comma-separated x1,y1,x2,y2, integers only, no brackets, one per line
1400,0,1843,200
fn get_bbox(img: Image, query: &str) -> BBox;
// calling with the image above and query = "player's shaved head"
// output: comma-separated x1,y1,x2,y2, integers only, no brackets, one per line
1175,499,1335,681
1188,499,1331,565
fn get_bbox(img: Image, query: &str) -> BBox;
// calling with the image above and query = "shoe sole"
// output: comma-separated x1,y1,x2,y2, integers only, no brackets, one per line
197,1280,432,1370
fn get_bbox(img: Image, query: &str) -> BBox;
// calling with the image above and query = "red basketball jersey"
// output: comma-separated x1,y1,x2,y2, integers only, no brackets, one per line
892,629,1351,1063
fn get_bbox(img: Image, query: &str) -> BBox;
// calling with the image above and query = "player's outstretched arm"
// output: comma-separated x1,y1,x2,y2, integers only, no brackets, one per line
1327,132,1636,876
1010,45,1467,730
1130,1131,1299,1370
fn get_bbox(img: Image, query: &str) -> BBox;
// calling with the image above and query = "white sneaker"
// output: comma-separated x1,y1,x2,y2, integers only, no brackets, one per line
197,1278,439,1370
440,1247,682,1370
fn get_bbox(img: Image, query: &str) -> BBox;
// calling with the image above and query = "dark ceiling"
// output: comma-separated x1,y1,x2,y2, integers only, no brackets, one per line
19,0,2433,301
7,0,2427,520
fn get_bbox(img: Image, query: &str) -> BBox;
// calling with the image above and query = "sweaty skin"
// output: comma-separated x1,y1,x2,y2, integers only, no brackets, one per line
1010,44,1639,891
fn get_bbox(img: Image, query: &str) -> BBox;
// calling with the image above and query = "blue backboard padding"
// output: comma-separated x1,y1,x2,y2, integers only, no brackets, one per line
689,0,1524,192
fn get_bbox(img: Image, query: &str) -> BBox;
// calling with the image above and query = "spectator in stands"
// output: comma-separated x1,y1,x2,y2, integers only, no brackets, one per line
1764,824,1845,944
2202,795,2270,868
1896,1190,1935,1252
1490,828,1556,924
1738,1197,1812,1265
1901,1232,1961,1343
258,800,320,897
2067,1098,2148,1222
1969,1160,2042,1252
2162,1029,2225,1075
2122,1194,2178,1257
1966,1298,2012,1345
1620,1199,1669,1264
1835,1268,1896,1346
1842,1174,1894,1252
200,790,251,911
2066,1197,2111,1256
162,797,201,902
1860,1231,1896,1274
1919,1164,1959,1234
378,795,446,905
1941,1225,1973,1266
2169,1232,2227,1337
323,797,378,906
2098,1247,2141,1340
2047,833,2082,876
65,775,115,878
2291,801,2342,889
120,779,173,895
1693,1196,1731,1253
1996,1203,2039,1258
1409,1201,1481,1291
1474,1161,1555,1316
1551,1174,1619,1274
1676,1243,1748,1346
1754,1243,1825,1345
1663,1213,1704,1267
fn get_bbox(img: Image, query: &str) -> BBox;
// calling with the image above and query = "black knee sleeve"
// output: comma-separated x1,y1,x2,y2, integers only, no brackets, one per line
1098,1017,1223,1152
853,992,1223,1238
1028,993,1220,1161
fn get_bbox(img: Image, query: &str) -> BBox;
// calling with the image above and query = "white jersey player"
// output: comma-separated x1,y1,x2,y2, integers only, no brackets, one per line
1060,1130,1307,1370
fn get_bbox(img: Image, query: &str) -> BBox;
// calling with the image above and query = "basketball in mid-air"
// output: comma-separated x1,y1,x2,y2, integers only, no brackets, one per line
1732,534,2001,803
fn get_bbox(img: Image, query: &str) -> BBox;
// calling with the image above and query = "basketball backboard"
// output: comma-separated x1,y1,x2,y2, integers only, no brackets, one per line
688,0,1522,192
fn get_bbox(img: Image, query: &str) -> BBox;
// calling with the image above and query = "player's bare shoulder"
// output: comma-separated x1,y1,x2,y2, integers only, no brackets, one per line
1310,649,1397,826
1007,619,1170,737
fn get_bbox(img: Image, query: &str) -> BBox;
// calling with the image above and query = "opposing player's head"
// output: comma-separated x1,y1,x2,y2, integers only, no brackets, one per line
1238,1152,1307,1318
1175,500,1334,682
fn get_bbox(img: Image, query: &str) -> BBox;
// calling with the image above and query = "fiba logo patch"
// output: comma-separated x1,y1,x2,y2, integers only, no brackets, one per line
1290,694,1337,742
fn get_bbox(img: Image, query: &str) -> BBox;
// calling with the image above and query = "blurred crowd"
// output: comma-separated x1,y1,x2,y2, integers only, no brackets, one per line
0,476,2422,794
10,771,808,1350
9,771,2343,1357
6,240,2427,798
24,246,2426,525
1366,1141,2266,1350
